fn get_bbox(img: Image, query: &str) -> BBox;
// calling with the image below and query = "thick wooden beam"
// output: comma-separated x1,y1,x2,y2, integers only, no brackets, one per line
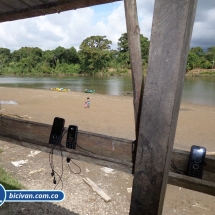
130,0,198,215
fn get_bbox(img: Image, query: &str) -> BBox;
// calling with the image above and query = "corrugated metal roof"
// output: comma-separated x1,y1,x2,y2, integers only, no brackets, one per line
0,0,120,23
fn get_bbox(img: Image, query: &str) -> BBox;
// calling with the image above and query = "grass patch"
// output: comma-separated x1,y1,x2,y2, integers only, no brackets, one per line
0,148,23,190
0,147,24,212
0,166,24,190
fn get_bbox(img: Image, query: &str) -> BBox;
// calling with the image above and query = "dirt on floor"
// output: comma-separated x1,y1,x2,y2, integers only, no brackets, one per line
0,140,215,215
0,87,215,215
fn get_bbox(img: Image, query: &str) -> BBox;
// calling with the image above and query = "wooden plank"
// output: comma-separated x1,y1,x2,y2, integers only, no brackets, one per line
0,116,133,162
39,0,57,4
171,149,215,175
170,149,215,190
0,1,13,12
1,134,215,196
1,116,215,196
169,172,215,196
83,177,111,202
130,0,198,215
17,0,39,7
0,0,29,9
1,116,215,175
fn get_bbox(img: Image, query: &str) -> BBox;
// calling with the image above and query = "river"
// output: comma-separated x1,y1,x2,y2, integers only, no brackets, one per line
0,75,215,106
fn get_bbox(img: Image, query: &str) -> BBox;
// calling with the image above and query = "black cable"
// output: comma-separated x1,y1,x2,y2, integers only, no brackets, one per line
171,160,181,174
49,141,56,174
49,143,63,189
49,129,67,190
76,144,96,155
54,143,64,190
66,158,81,174
170,160,186,174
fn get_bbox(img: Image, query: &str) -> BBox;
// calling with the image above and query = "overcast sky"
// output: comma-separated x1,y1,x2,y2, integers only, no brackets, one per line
0,0,214,52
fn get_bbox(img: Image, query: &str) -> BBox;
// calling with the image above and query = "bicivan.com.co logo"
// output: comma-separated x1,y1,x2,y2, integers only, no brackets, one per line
0,184,6,206
0,184,64,206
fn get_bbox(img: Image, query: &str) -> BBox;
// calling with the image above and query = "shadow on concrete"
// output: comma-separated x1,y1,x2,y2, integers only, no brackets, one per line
0,202,80,215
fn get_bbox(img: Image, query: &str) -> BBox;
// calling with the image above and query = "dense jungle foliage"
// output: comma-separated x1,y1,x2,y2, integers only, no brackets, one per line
0,33,214,76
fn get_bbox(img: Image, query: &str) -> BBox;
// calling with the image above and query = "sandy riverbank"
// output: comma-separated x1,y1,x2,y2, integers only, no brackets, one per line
0,87,215,215
1,86,215,152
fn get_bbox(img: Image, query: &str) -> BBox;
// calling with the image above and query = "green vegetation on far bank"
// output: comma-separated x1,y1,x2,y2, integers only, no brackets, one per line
0,34,214,76
0,33,149,77
186,69,215,77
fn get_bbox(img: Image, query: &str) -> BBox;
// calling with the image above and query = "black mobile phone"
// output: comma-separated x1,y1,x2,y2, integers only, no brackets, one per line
66,125,78,149
187,145,206,179
49,117,65,144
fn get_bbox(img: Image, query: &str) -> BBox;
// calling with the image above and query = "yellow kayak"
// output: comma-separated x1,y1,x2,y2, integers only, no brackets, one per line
51,88,70,92
51,87,60,91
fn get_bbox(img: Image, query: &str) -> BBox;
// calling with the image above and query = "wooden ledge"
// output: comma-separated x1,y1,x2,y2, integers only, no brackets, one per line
169,172,215,196
0,115,215,196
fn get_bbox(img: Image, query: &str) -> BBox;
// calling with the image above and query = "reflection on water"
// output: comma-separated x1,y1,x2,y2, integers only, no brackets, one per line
182,77,215,106
0,76,133,96
0,75,215,106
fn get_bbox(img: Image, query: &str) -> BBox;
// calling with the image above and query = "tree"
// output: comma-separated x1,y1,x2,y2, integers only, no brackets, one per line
205,47,215,69
43,50,56,68
187,51,199,70
53,46,67,65
186,47,207,70
117,33,130,68
0,48,11,67
64,47,79,64
9,47,43,74
79,36,112,75
43,46,79,70
190,47,205,57
117,33,150,69
140,34,150,64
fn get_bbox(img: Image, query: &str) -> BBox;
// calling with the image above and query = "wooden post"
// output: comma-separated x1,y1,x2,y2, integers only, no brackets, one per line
124,0,143,170
130,0,198,214
124,0,143,134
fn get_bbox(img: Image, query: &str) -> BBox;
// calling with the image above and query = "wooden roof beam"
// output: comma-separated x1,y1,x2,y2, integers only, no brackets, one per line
0,0,121,23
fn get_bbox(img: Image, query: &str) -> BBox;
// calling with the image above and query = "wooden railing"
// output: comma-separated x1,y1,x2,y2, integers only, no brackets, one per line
0,115,215,196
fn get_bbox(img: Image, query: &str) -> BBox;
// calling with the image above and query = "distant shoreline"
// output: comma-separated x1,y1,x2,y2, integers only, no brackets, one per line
185,69,215,77
1,69,215,77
